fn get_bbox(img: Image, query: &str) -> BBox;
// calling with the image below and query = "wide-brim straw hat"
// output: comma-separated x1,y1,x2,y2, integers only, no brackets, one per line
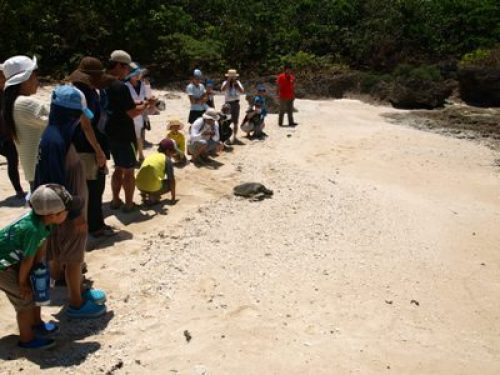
69,56,115,89
167,118,185,130
225,69,239,78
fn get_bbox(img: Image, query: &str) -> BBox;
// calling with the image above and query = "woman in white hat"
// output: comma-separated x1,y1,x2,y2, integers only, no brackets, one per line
1,55,48,190
221,69,244,144
0,62,26,198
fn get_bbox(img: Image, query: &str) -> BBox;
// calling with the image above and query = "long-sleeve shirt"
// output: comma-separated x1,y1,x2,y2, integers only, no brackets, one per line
189,117,220,143
13,96,49,182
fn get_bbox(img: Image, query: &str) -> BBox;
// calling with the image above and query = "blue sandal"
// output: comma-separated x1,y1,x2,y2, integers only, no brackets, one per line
66,299,107,319
33,321,59,336
18,337,56,350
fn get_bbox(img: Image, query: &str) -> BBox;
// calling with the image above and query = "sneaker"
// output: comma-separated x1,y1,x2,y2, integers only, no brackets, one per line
33,321,59,336
65,299,107,319
82,288,107,305
18,337,56,350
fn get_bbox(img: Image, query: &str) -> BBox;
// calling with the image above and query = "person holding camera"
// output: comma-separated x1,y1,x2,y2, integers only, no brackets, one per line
221,69,244,144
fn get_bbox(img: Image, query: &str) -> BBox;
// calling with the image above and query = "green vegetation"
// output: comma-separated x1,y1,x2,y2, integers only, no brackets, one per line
459,46,500,69
0,0,498,80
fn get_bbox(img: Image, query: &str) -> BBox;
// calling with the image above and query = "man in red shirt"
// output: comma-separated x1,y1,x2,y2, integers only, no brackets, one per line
276,63,297,127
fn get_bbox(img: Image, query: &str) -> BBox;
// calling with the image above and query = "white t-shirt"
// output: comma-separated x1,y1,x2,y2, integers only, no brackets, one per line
222,80,244,102
186,83,206,111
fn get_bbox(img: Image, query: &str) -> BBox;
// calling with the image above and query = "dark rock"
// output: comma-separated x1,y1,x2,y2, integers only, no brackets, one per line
410,299,420,306
184,330,192,343
458,68,500,107
389,78,452,109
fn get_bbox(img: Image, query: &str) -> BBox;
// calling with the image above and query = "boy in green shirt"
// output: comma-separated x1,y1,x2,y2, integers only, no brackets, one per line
0,184,82,349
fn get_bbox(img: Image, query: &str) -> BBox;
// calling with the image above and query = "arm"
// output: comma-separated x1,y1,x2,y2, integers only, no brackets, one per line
126,102,148,118
221,80,227,91
79,115,106,167
189,120,203,142
236,81,245,93
212,123,220,142
170,178,176,201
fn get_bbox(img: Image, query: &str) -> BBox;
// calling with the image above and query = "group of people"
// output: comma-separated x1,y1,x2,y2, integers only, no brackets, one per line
0,49,296,350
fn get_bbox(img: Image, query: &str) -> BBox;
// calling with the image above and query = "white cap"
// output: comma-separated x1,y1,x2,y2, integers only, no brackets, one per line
202,108,219,121
29,184,83,215
2,55,38,89
193,69,202,78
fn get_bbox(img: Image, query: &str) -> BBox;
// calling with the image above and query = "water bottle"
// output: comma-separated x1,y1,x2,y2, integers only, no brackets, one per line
30,263,51,306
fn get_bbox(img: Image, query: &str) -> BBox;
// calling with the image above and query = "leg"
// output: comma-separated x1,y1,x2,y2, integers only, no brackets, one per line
65,263,84,308
17,309,36,343
87,179,100,233
111,167,124,206
231,101,240,141
122,168,136,207
278,99,286,126
1,140,24,195
287,99,295,125
136,136,144,162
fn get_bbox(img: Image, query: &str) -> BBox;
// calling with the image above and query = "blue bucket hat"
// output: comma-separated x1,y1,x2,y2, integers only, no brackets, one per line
51,85,94,120
256,84,266,92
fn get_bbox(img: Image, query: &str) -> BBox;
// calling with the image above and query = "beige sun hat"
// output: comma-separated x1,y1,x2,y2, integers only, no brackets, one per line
225,69,239,78
167,118,185,130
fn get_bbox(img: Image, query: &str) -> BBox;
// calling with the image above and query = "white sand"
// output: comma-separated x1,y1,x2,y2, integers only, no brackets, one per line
0,89,499,374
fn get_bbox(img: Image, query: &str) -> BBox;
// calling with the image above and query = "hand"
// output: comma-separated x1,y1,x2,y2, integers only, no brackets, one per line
73,216,88,234
20,283,32,300
96,149,106,168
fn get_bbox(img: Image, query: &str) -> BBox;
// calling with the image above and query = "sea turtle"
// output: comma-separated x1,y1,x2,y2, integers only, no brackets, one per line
233,183,274,201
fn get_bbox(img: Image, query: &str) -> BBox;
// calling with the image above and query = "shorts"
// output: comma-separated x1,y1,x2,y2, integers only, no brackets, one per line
139,180,171,195
46,221,86,265
0,267,34,312
188,110,205,124
134,120,144,139
110,141,136,169
227,100,240,124
188,139,219,156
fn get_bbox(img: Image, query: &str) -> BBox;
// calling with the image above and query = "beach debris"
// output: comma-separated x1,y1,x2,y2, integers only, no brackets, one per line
105,359,123,375
385,300,393,305
193,365,208,375
233,183,273,201
410,299,420,306
184,330,192,343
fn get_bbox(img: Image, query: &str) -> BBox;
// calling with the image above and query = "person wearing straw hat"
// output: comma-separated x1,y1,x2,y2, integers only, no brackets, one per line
69,56,115,238
188,108,222,163
1,55,48,190
221,69,244,144
166,118,187,163
0,61,26,198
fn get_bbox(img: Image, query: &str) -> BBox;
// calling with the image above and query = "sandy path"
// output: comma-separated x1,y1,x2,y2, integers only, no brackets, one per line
0,91,499,374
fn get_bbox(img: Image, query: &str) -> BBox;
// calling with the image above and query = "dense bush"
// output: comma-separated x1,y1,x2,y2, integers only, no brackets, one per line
0,0,498,79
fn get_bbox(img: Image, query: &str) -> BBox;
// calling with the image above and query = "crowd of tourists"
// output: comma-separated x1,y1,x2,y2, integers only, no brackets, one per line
0,49,296,350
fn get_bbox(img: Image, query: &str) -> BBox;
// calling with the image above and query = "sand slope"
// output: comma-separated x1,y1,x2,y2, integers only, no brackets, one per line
0,91,499,374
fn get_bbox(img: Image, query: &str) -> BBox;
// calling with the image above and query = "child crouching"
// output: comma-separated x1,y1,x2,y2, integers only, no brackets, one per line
136,139,177,206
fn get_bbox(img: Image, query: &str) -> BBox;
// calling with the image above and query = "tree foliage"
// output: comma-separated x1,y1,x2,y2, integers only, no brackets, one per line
0,0,498,80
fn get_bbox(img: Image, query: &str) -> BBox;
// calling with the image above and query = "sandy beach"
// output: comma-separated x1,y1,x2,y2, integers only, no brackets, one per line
0,89,499,374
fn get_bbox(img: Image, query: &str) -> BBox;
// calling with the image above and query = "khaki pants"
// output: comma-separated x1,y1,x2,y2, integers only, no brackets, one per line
278,99,295,126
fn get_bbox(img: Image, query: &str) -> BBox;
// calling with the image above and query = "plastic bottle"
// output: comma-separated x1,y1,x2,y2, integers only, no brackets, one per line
30,263,51,306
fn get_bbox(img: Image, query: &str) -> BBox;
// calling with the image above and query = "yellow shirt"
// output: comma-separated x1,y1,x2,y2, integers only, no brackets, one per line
167,131,186,154
136,152,169,193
